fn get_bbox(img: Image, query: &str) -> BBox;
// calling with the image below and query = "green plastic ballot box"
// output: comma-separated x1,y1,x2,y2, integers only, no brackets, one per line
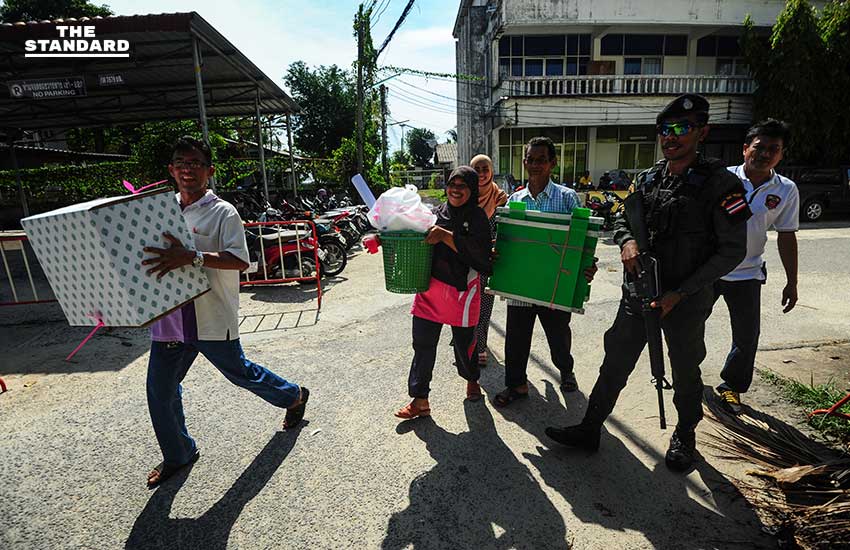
486,202,603,314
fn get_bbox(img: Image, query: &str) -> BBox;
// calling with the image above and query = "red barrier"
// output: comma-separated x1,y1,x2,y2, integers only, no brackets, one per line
0,234,57,307
240,220,323,309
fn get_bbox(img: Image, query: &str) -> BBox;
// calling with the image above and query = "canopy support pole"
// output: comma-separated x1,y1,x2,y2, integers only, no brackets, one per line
8,135,29,218
286,113,297,197
254,89,269,204
192,37,215,191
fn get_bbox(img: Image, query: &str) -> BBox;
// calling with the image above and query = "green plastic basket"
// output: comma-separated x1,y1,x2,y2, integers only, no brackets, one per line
380,231,433,293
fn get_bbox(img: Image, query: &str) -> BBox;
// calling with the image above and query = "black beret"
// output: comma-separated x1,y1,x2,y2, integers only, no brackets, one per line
656,94,710,124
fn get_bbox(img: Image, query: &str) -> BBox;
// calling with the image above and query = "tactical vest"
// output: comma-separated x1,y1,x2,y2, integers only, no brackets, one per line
635,157,726,290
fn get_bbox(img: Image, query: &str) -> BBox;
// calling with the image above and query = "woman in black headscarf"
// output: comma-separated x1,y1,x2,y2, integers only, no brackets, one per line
395,166,493,419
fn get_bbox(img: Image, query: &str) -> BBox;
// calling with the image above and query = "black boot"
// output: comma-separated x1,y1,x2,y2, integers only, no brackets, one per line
665,427,696,472
545,423,601,451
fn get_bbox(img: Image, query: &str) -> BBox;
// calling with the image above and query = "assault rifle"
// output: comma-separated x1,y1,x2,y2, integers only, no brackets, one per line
622,191,672,429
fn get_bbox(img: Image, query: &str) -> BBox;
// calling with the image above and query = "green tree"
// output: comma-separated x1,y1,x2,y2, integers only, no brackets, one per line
283,61,356,159
820,1,850,161
741,0,849,164
0,0,112,22
406,127,436,167
390,149,410,166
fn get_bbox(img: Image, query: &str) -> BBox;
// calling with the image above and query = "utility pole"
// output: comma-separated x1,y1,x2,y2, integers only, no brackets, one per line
399,123,410,155
355,4,365,175
380,84,388,184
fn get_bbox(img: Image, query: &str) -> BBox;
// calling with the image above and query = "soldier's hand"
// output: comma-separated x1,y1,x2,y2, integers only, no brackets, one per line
584,257,599,282
621,240,640,274
650,291,683,318
782,284,798,313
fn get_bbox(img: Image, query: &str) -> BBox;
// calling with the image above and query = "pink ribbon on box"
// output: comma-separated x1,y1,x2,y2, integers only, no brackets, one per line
123,179,167,194
64,315,105,362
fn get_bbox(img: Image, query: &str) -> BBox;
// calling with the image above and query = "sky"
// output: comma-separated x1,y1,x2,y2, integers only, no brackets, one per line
107,0,461,152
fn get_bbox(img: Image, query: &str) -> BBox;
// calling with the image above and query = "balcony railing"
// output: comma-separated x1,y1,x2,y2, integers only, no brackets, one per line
499,75,756,97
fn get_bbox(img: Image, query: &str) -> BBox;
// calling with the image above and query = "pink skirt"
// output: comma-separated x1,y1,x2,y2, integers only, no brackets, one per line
410,271,481,327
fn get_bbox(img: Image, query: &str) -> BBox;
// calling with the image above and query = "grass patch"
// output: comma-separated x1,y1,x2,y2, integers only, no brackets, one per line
418,189,446,203
758,368,850,442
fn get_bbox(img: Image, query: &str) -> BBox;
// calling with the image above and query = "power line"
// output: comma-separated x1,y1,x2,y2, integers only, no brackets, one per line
371,0,392,26
376,0,416,58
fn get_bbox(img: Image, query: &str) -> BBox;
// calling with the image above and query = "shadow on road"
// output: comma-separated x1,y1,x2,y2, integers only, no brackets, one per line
481,321,772,547
125,428,303,550
383,402,569,550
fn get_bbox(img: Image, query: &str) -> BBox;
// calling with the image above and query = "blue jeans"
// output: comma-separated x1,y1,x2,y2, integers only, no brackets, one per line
713,279,762,393
147,339,300,466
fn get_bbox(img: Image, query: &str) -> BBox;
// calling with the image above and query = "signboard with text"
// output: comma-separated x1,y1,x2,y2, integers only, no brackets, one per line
8,77,87,100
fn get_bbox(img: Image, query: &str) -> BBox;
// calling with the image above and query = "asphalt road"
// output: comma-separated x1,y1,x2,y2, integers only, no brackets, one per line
1,220,849,550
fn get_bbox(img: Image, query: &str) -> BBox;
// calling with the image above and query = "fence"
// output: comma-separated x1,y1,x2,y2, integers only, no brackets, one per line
240,220,323,310
0,234,56,307
498,74,756,98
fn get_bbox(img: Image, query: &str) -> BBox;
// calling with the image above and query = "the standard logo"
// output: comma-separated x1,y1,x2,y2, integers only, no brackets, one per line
24,25,129,58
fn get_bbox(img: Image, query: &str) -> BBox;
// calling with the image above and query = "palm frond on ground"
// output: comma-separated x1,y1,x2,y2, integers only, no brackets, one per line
702,388,850,549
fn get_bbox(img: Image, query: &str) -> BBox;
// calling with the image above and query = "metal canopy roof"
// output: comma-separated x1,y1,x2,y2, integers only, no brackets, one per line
0,12,300,131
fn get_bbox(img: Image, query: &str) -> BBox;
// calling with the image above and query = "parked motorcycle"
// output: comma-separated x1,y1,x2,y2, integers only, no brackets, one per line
247,209,348,278
587,190,625,231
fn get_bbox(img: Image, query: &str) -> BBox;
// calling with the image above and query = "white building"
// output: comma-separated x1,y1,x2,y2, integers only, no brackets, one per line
453,0,822,185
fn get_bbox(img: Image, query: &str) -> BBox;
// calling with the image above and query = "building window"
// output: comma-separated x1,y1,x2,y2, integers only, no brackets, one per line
696,36,741,57
601,34,687,57
716,58,749,76
498,34,591,78
624,57,663,75
498,127,589,185
599,126,658,175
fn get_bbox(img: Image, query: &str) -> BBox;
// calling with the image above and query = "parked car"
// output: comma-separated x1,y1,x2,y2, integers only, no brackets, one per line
777,166,850,222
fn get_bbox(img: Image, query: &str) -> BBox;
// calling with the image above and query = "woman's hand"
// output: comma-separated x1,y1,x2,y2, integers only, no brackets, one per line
425,226,451,245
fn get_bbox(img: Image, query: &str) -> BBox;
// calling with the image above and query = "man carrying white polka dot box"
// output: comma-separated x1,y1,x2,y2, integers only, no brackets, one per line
141,136,310,488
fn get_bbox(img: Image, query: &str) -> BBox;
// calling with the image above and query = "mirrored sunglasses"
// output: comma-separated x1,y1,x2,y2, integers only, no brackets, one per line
656,122,699,137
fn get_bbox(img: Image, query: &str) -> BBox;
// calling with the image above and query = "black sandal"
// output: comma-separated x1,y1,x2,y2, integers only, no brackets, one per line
283,387,310,430
493,387,529,408
147,449,200,489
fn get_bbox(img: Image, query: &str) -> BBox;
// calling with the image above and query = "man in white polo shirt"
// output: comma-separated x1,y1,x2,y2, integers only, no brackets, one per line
140,136,309,488
715,119,799,413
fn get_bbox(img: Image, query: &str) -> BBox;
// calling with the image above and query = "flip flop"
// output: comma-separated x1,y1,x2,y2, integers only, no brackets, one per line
493,386,529,408
394,401,431,419
283,387,310,430
147,449,200,489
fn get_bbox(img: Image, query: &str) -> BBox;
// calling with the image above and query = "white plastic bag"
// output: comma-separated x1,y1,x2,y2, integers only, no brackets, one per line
367,185,437,232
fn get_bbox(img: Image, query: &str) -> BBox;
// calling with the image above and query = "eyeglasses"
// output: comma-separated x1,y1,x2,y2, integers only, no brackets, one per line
656,122,700,137
172,160,207,169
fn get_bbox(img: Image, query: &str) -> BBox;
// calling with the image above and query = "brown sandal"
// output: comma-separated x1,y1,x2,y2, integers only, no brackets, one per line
493,386,529,407
466,382,482,401
478,351,488,367
395,401,431,419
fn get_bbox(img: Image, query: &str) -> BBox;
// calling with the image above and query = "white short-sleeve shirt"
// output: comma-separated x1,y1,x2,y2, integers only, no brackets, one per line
722,165,800,282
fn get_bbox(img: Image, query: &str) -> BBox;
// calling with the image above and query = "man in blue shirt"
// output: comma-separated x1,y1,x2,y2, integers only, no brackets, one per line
494,136,595,407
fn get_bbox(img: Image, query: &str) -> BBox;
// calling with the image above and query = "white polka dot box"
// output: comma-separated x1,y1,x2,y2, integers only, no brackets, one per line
21,188,211,327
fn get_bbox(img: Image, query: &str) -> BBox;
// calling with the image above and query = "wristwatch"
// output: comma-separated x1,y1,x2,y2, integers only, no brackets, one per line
192,250,204,268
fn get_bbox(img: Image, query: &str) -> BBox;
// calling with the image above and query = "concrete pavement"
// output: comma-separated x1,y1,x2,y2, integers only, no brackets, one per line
1,221,849,549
